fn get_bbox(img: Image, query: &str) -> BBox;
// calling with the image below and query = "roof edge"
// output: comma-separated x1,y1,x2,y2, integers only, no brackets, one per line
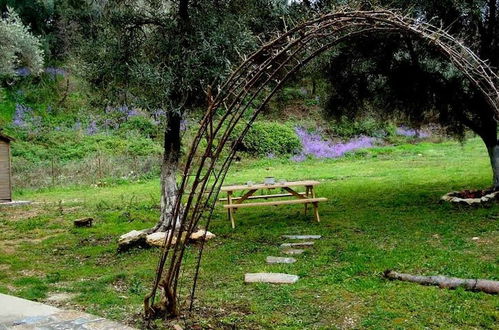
0,132,15,142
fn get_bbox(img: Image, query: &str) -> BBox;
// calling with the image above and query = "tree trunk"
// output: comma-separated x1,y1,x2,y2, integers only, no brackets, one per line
150,112,182,233
486,142,499,190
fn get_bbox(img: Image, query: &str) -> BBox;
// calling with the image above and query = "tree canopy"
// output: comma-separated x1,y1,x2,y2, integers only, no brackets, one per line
0,7,44,78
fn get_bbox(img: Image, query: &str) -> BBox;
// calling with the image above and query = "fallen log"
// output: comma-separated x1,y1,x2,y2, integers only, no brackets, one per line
383,270,499,294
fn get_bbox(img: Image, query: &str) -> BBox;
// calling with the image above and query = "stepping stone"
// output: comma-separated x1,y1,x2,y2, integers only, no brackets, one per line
280,241,314,248
282,249,305,255
282,235,321,240
244,273,299,284
266,256,296,264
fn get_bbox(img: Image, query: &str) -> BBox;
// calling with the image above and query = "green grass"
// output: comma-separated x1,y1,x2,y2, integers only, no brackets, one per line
0,138,498,329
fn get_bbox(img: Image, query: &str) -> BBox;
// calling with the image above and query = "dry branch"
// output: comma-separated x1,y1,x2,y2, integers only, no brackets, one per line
383,270,499,294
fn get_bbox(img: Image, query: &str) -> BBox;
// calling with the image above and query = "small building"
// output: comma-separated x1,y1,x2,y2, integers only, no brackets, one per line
0,133,14,202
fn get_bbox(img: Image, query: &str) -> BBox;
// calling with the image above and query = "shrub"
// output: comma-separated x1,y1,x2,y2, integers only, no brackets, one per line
236,121,301,156
329,117,390,138
119,116,158,138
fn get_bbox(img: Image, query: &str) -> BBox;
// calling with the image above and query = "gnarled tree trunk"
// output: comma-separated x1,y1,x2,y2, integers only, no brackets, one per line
486,142,499,189
150,111,182,233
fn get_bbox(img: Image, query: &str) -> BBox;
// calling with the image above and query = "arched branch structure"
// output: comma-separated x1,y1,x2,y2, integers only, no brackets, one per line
144,8,499,318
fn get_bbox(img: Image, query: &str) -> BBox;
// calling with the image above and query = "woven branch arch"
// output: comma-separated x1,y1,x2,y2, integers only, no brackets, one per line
144,8,499,318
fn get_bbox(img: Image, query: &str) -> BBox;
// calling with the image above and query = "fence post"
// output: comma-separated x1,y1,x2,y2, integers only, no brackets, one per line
51,157,55,187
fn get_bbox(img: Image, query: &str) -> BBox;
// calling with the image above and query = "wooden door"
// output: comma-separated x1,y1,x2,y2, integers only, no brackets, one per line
0,141,12,201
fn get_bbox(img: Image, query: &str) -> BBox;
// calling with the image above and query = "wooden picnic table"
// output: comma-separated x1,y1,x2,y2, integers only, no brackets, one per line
220,180,327,228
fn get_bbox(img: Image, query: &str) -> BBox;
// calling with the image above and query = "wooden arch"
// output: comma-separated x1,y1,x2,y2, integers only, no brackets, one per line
144,9,499,318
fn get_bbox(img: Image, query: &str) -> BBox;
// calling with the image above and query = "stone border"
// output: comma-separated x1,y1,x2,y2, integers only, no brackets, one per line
441,190,499,206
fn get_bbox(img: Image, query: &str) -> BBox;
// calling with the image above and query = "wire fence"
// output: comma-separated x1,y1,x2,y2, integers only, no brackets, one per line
12,154,163,189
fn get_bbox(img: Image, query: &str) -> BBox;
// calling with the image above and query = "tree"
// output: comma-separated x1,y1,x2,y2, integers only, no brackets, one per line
316,0,499,188
0,7,43,78
78,0,292,234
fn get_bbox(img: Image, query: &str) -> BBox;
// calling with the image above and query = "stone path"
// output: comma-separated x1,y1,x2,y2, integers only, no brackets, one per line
282,249,305,255
245,234,321,284
280,241,314,248
245,273,299,284
281,235,321,240
266,256,296,264
0,293,134,329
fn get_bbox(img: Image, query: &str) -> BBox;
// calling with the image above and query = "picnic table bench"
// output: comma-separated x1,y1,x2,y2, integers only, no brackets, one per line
220,180,327,228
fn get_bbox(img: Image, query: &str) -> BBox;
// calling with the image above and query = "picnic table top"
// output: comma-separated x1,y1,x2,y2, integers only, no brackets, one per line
221,180,320,192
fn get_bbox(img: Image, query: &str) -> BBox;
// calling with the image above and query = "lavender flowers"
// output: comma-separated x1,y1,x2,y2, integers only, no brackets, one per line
293,127,375,162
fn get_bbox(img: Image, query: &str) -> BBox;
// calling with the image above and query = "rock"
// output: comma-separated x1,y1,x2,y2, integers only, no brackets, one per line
441,190,499,206
73,217,93,227
118,229,148,252
146,231,176,247
266,256,296,264
280,242,314,248
190,229,216,241
472,237,480,241
282,235,321,240
282,249,305,255
244,273,299,284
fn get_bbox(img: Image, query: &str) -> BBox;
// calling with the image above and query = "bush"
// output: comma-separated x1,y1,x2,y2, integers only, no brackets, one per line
236,121,301,156
119,116,158,138
329,117,391,138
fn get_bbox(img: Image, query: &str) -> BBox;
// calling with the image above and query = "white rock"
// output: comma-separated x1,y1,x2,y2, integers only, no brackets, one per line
282,235,321,240
190,229,216,241
244,273,299,284
472,237,480,241
146,231,176,247
280,242,314,248
266,256,296,264
282,249,305,255
118,229,148,251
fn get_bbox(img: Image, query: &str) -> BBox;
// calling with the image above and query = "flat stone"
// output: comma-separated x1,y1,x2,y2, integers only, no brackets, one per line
146,231,177,247
282,249,305,255
244,273,299,284
282,235,321,240
266,256,296,264
190,229,216,241
117,229,148,252
280,241,314,248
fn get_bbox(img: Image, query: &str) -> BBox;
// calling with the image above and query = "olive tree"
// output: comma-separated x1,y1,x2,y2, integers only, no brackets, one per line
0,7,43,78
316,0,499,188
79,0,290,233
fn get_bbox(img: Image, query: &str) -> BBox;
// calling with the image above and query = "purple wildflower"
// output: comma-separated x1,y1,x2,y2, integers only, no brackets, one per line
291,154,307,162
396,126,431,138
44,67,67,78
180,119,188,131
15,67,31,77
86,121,98,135
152,109,166,125
12,104,32,128
267,152,276,159
292,127,375,162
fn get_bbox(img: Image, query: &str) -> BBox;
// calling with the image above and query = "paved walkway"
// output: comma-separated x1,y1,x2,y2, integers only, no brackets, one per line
0,293,135,329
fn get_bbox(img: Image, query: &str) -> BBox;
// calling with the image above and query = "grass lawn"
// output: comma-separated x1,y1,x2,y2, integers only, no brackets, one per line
0,138,498,329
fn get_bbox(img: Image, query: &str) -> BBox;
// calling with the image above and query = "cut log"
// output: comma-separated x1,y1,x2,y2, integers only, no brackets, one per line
383,270,499,294
74,217,93,227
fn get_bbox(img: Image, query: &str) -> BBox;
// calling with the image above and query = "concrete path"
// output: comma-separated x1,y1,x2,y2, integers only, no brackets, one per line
0,293,135,329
